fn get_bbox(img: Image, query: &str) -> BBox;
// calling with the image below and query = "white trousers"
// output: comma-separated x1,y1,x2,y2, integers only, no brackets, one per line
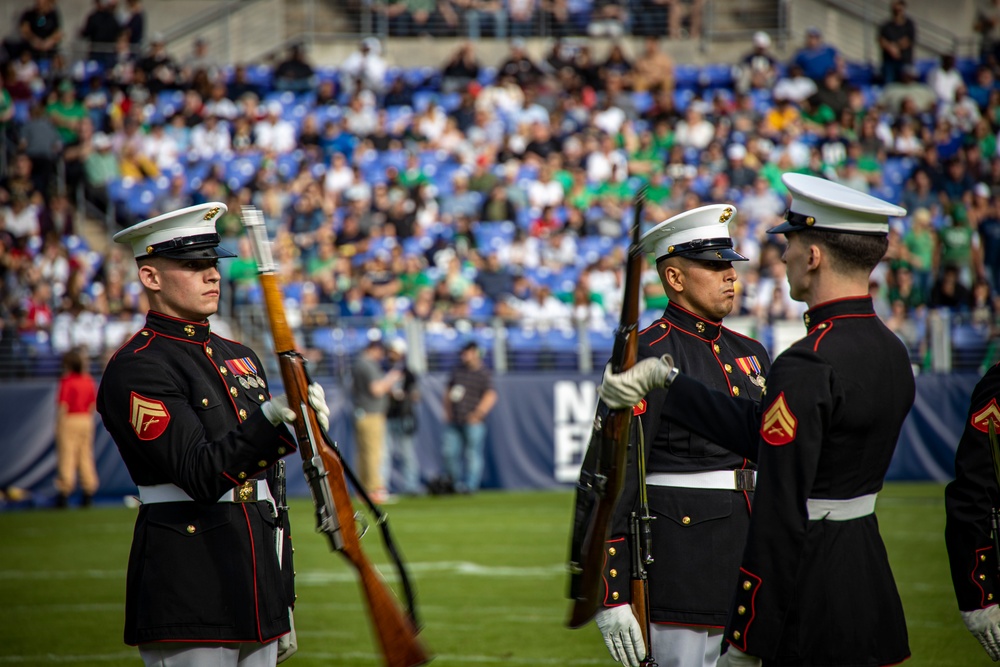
649,624,724,667
139,641,278,667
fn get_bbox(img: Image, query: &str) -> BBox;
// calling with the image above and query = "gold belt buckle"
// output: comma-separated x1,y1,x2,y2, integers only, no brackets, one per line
236,480,256,502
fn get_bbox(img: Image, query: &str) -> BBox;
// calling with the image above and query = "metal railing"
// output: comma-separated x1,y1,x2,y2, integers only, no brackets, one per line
2,305,992,383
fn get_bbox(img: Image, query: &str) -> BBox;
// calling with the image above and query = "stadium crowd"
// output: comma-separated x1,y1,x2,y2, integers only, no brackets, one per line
0,0,998,376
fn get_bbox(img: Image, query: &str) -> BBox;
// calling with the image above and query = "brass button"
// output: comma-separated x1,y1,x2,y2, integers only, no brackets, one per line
239,409,247,420
732,386,740,397
278,447,287,455
743,580,752,590
610,569,617,578
818,323,828,329
725,364,733,373
804,314,811,326
681,516,691,525
713,344,720,353
238,472,247,480
258,459,268,468
737,605,746,615
206,346,213,357
230,386,239,397
696,322,706,333
220,366,228,375
982,574,988,581
140,330,149,336
202,398,209,406
259,394,265,401
733,630,741,640
660,323,666,328
612,592,619,600
609,547,616,556
186,525,196,534
983,554,989,562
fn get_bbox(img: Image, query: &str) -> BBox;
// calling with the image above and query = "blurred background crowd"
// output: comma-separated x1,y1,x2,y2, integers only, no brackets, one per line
1,0,999,379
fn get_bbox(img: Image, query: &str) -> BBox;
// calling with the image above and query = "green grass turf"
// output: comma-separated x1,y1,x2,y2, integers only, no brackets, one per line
0,483,983,665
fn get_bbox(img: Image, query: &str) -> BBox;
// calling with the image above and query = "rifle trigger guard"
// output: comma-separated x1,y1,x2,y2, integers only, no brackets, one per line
354,511,369,540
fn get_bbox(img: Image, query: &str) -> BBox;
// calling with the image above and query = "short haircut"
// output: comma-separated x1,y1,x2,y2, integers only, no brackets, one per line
795,230,888,275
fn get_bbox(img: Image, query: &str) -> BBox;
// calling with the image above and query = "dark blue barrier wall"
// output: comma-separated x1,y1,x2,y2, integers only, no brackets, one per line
0,372,979,503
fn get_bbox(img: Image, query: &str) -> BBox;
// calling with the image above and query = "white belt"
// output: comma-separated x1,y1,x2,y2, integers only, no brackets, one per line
137,480,273,505
806,493,877,521
646,470,756,491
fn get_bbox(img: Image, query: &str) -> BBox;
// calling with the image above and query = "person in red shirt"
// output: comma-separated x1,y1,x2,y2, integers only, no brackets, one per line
54,347,98,507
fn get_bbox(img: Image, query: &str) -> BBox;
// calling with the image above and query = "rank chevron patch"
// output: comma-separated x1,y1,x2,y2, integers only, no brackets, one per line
972,398,1000,434
130,392,170,441
760,392,797,446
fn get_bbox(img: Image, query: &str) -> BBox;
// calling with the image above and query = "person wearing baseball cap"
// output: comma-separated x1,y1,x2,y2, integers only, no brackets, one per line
599,175,915,666
583,203,772,667
98,202,329,665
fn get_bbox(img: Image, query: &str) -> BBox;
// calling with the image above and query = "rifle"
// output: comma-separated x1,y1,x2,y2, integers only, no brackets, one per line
629,428,655,666
567,186,646,630
241,207,430,667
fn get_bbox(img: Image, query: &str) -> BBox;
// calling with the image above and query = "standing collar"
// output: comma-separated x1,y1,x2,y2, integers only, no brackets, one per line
803,296,874,330
663,301,723,340
144,310,212,343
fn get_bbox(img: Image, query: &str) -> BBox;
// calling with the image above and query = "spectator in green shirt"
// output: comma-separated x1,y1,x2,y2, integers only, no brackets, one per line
46,80,86,145
937,205,978,287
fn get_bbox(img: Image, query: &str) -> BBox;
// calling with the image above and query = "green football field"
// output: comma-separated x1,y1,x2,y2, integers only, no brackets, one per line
0,483,983,666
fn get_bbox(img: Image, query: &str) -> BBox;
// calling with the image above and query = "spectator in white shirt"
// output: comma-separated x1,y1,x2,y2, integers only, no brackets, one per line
254,101,296,153
528,164,564,210
927,53,964,104
518,284,572,332
202,81,238,121
142,120,181,171
323,152,355,198
586,133,629,184
340,37,388,97
674,103,716,149
189,113,233,160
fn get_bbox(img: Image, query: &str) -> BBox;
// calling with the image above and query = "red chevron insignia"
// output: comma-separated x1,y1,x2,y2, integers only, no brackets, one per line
972,398,1000,434
129,392,170,441
760,392,797,446
633,399,647,416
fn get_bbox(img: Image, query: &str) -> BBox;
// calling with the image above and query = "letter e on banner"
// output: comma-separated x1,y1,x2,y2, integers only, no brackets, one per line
130,392,170,440
760,392,796,446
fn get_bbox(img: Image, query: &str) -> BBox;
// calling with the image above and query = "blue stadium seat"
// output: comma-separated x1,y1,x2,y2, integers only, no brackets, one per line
505,327,542,371
700,63,734,89
845,61,874,86
474,221,517,253
675,64,700,90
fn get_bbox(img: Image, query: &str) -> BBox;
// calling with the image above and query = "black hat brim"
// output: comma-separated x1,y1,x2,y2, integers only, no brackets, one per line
674,247,748,262
156,245,237,260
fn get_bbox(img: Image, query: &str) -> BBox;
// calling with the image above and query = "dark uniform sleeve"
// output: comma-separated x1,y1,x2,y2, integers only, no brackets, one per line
100,350,295,502
946,364,1000,611
662,373,763,461
725,348,833,658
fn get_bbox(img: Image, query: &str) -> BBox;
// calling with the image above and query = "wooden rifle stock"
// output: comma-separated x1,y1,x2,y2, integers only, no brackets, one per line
243,208,429,667
567,188,646,629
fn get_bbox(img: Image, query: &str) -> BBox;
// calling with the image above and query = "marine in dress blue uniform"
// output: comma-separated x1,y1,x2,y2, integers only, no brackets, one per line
945,362,1000,659
578,205,772,667
602,175,913,666
97,203,312,667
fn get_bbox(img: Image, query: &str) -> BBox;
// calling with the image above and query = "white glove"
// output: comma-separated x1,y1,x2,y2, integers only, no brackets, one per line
276,608,298,663
962,605,1000,660
717,645,762,667
262,383,330,432
595,605,645,667
597,355,677,410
